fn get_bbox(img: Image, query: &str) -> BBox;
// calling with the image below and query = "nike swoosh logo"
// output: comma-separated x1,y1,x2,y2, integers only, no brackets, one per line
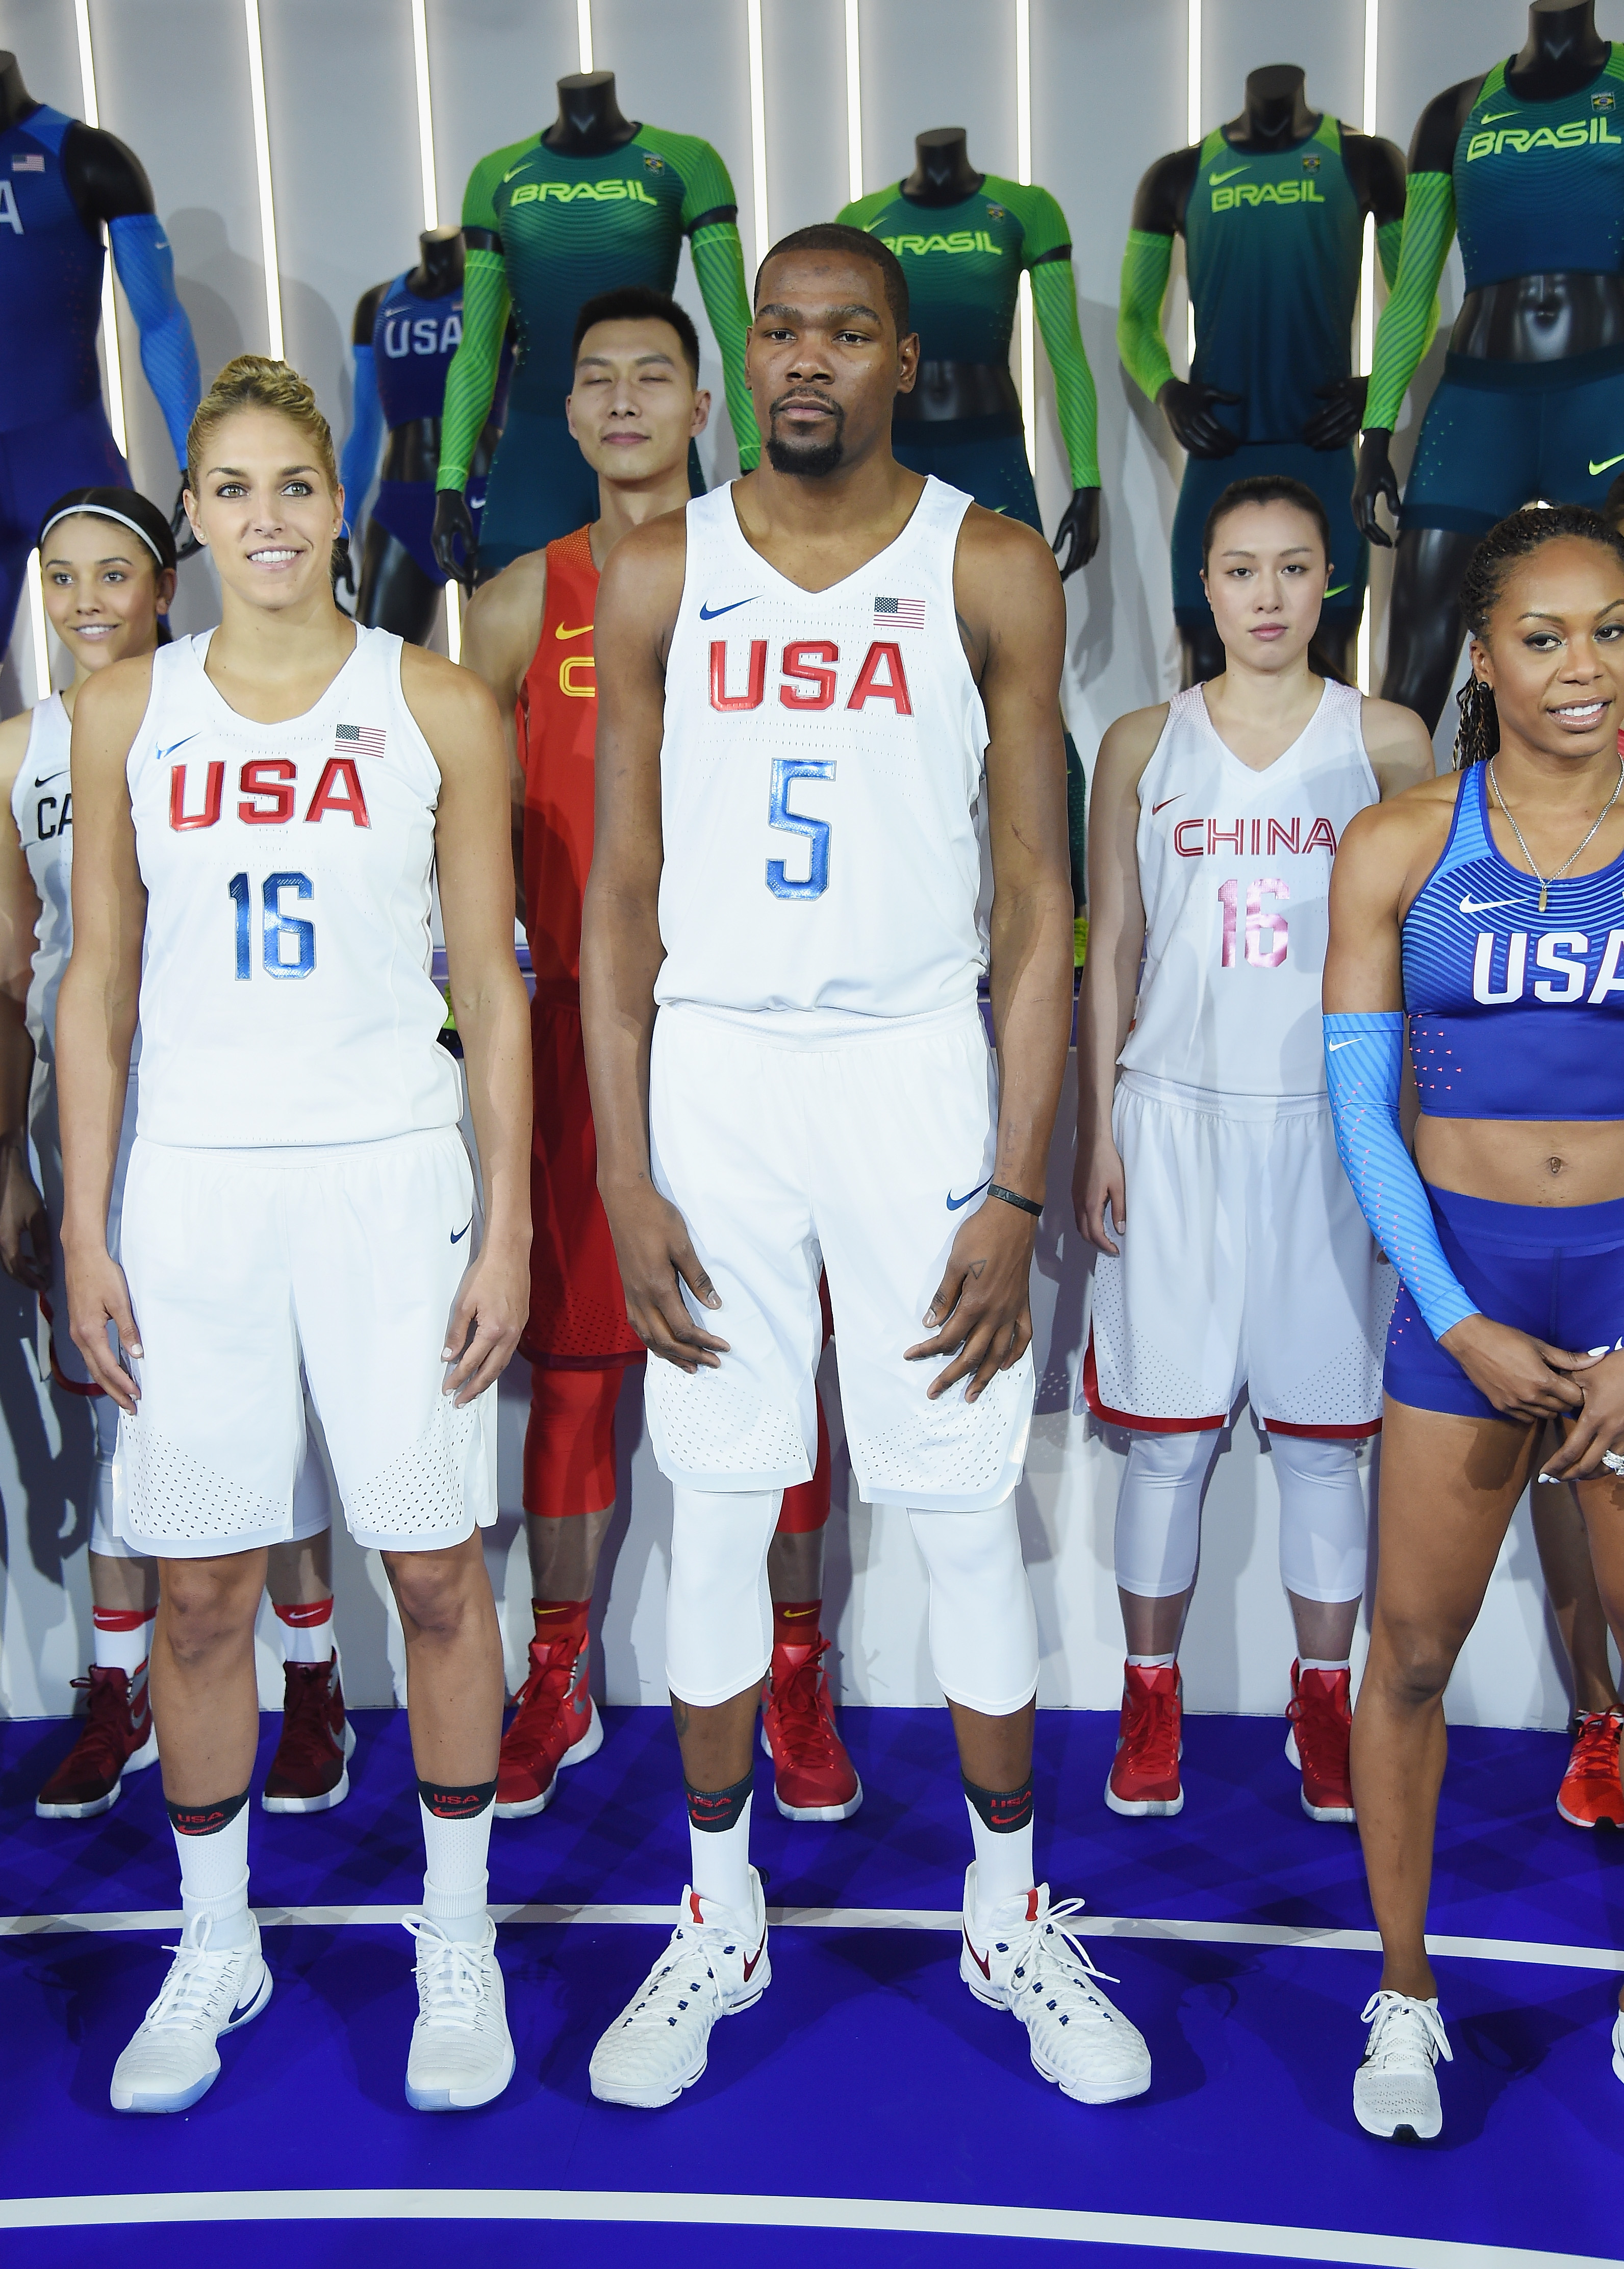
1478,109,1517,125
156,733,201,764
1209,166,1248,186
1459,895,1519,915
963,1928,992,1981
501,163,527,183
34,768,68,787
698,597,756,620
1591,454,1624,476
1325,583,1350,598
554,622,592,640
1326,1039,1359,1052
742,1928,768,1982
1151,794,1184,815
946,1176,992,1212
450,1217,472,1244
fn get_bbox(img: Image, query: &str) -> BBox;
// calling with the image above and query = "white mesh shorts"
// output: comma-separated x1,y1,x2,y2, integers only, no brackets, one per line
645,1003,1033,1510
112,1127,497,1557
1083,1072,1393,1438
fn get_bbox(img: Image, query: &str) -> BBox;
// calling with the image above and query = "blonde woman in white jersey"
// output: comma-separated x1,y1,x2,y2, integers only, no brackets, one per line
0,488,358,1829
57,360,530,2116
582,224,1151,2112
1076,476,1432,1826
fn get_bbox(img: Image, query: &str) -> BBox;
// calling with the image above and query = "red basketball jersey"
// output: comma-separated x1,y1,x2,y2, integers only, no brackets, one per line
517,524,599,1003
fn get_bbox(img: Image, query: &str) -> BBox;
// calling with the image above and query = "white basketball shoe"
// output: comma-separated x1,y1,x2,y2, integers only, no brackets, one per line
590,1869,771,2108
959,1865,1152,2104
402,1912,515,2110
1353,1989,1453,2139
110,1912,272,2113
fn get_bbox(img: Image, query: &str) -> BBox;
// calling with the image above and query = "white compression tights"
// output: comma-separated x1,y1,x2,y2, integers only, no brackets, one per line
1113,1429,1367,1605
664,1484,1039,1716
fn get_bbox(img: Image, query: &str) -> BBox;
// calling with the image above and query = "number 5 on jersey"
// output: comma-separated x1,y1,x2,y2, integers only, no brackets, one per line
767,757,834,900
231,870,315,978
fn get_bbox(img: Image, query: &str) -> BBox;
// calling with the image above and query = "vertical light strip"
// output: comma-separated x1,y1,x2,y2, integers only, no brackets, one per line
746,0,770,265
410,0,438,230
844,0,862,201
1358,0,1379,692
27,556,50,702
444,579,462,666
73,1,127,454
1186,0,1202,364
242,0,284,358
1014,0,1035,473
577,0,594,75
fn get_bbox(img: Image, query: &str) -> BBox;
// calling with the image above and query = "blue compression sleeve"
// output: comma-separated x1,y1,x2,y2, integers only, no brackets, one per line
339,344,384,540
1323,1011,1478,1344
109,213,201,470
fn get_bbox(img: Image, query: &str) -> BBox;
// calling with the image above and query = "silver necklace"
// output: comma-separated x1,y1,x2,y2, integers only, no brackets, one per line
1486,753,1624,914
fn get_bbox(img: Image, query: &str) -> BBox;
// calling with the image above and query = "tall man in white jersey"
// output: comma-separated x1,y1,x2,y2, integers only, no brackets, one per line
580,223,1152,2109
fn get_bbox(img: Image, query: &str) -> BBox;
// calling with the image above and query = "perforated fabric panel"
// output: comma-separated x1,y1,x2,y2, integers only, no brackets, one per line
646,1359,807,1482
1090,1256,1229,1420
1261,1268,1394,1430
852,1354,1031,1500
120,1411,288,1546
345,1391,483,1540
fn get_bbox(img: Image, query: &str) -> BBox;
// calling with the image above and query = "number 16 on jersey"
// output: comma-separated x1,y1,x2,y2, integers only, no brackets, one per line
1217,876,1289,968
230,870,316,978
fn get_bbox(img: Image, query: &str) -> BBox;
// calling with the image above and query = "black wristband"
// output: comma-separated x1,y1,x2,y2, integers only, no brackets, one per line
987,1184,1042,1218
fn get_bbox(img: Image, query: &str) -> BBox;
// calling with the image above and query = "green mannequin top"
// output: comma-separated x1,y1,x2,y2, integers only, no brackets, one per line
838,174,1099,489
436,122,758,494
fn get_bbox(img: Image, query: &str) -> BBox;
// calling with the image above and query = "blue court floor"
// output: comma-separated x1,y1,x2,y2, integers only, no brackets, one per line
1,1704,1619,2268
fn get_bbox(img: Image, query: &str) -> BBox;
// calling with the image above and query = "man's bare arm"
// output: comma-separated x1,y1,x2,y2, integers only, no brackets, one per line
580,515,727,1372
460,550,547,924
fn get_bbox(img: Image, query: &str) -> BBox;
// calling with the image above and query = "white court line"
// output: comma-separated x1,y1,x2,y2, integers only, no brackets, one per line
2,1901,1618,1972
0,2186,1613,2265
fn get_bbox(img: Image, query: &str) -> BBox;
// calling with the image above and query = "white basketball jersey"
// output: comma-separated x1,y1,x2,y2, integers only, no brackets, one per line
1119,680,1377,1096
10,694,73,1057
654,477,989,1021
128,626,460,1147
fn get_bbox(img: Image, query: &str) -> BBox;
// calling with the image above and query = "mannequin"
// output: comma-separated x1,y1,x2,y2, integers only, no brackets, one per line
0,51,201,659
432,71,755,586
338,228,508,645
1354,1,1624,730
1121,65,1406,686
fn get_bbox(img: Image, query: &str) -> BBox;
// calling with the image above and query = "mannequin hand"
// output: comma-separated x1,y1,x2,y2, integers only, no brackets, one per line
1352,428,1401,548
1437,1314,1587,1424
0,1142,50,1294
1073,1127,1125,1257
1301,375,1369,451
170,481,200,563
1537,1349,1624,1482
1052,487,1101,578
599,1173,729,1374
905,1197,1037,1403
432,490,478,591
1157,378,1242,459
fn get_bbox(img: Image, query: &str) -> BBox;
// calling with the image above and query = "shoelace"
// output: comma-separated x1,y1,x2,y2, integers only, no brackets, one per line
277,1662,341,1768
403,1914,491,2029
621,1918,743,2028
1287,1672,1351,1780
1001,1898,1123,2018
505,1644,581,1762
143,1915,243,2034
771,1641,840,1767
1567,1710,1624,1781
1125,1680,1180,1779
60,1670,143,1778
1359,1990,1453,2069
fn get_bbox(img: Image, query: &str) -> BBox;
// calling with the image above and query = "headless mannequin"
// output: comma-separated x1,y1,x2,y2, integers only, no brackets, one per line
431,73,639,582
894,128,1100,575
1354,0,1621,728
1134,65,1405,684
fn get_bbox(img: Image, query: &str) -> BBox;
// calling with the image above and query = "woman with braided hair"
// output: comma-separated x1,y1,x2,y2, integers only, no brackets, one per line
1325,503,1624,2142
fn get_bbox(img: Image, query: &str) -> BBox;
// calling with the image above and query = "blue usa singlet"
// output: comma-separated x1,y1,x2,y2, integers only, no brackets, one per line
0,104,107,434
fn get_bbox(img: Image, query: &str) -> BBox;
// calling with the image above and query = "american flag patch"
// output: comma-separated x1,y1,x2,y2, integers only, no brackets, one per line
335,722,385,758
12,154,44,172
874,595,924,631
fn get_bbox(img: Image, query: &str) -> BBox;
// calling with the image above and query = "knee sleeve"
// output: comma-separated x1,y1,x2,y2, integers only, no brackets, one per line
666,1485,782,1706
1268,1431,1368,1604
775,1393,831,1535
1113,1429,1219,1599
523,1363,624,1521
908,1494,1037,1715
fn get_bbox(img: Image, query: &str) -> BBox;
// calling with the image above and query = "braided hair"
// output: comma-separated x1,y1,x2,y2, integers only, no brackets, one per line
1452,503,1624,767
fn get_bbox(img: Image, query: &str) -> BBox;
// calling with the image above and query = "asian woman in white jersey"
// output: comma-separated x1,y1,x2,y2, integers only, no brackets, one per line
0,488,357,1829
56,360,531,2116
1076,478,1432,1826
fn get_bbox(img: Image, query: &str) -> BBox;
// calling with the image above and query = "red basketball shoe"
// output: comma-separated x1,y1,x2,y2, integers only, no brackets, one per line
1557,1709,1624,1829
760,1632,862,1821
495,1633,603,1819
35,1662,158,1819
262,1651,355,1812
1285,1660,1356,1823
1105,1662,1183,1816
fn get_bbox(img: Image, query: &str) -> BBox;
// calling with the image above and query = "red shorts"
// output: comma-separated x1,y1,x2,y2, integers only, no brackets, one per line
524,997,644,1368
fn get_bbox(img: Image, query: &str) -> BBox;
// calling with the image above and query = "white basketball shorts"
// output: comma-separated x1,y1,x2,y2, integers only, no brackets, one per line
113,1126,497,1557
645,1002,1033,1510
1083,1072,1393,1438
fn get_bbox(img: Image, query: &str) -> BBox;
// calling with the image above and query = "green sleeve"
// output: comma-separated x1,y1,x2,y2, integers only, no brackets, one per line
836,188,895,233
435,249,510,494
1028,257,1099,489
640,125,759,469
1375,216,1404,292
460,136,532,236
1116,229,1176,406
1364,172,1454,432
1007,179,1070,264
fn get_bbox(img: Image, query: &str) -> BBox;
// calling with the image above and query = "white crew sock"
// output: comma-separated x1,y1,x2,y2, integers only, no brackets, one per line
419,1794,493,1943
1127,1651,1176,1670
170,1797,253,1949
275,1596,334,1666
1299,1655,1352,1674
92,1605,155,1678
689,1790,754,1915
965,1796,1036,1911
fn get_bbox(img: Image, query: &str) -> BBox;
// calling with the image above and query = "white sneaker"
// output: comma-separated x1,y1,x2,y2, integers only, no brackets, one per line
1354,1989,1452,2139
589,1870,770,2109
1611,2004,1623,2086
402,1913,515,2110
110,1913,271,2113
959,1865,1152,2105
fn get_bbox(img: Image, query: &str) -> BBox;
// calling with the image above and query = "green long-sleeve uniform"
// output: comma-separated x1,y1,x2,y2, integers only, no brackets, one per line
438,124,757,570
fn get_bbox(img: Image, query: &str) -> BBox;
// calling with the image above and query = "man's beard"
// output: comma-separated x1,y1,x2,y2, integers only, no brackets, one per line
766,395,845,478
